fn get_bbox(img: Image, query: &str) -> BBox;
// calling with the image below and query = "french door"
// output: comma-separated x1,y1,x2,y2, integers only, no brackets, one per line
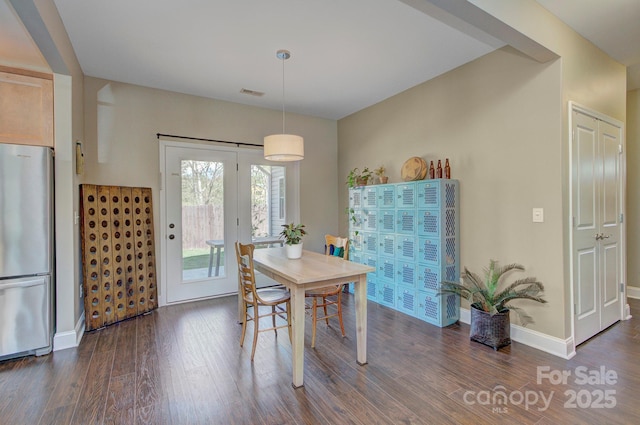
571,104,625,345
159,140,298,305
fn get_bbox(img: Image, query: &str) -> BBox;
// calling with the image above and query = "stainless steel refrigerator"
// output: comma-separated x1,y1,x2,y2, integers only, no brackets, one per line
0,143,54,360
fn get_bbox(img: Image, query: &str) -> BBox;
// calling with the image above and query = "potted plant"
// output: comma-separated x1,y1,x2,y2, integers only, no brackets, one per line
346,167,372,188
374,165,388,184
439,260,547,350
279,223,307,259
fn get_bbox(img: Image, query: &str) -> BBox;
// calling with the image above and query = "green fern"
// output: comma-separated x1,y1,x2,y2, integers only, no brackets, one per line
440,259,547,326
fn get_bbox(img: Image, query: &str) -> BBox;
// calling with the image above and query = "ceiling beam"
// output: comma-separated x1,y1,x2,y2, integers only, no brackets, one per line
9,0,68,74
400,0,558,63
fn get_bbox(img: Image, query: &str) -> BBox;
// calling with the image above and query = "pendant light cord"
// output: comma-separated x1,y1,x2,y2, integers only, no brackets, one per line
281,53,286,134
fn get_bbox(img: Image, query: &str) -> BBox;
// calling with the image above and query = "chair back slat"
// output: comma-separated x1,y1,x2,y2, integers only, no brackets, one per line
235,242,258,303
324,234,350,260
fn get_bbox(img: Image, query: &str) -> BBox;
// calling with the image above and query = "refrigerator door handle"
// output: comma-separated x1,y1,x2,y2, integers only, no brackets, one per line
0,277,45,291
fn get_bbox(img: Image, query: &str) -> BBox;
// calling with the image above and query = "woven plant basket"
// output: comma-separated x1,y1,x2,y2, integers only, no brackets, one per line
470,305,511,350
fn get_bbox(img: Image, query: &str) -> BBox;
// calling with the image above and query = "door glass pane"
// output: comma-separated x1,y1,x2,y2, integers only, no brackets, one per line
251,164,286,250
181,160,224,280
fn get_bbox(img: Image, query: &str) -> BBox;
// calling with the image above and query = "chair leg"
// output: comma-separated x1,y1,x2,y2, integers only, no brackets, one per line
240,303,248,347
286,300,292,343
251,304,259,361
272,305,278,336
311,297,318,348
337,290,346,337
323,297,329,326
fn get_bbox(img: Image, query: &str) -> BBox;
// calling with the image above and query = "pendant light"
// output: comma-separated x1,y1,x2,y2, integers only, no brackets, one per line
264,49,304,161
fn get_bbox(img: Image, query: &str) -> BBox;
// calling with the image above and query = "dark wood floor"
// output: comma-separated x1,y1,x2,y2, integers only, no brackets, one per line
1,296,639,425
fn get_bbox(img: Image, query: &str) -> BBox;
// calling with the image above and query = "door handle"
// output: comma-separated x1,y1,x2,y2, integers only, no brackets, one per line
595,233,602,240
602,234,610,239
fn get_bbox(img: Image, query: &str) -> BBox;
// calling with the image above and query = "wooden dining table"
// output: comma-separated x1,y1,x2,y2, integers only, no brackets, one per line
252,247,375,388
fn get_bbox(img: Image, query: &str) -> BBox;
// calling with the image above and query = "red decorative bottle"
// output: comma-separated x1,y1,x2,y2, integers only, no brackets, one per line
436,160,443,179
429,161,435,179
445,158,451,179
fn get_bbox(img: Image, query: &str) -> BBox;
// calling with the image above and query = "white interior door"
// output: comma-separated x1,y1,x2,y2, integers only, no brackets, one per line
162,143,238,304
572,106,624,345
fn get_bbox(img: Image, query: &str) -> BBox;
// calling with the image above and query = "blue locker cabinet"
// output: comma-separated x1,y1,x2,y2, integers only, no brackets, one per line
348,179,459,327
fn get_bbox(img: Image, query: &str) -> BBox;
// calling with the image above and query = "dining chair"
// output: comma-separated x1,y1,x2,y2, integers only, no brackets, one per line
235,241,292,361
305,234,350,348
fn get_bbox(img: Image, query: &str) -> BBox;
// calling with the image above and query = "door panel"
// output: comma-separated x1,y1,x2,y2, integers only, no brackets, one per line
575,126,597,230
164,145,237,303
576,248,597,320
599,120,622,329
573,112,600,344
602,243,618,305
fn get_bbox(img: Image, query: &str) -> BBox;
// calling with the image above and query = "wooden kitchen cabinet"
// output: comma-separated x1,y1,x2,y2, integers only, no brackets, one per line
0,66,54,147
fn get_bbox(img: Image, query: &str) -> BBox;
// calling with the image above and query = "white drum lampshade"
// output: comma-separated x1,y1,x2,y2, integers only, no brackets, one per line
264,134,304,161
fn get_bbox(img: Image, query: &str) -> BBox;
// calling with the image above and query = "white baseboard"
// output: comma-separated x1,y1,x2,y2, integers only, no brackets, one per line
459,307,576,359
53,312,85,351
627,286,640,299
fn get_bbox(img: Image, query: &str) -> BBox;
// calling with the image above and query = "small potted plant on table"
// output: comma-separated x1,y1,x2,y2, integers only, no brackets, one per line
440,260,547,350
279,223,307,259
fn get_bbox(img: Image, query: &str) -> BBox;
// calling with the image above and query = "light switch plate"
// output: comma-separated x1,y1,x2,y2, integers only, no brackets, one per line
532,208,544,223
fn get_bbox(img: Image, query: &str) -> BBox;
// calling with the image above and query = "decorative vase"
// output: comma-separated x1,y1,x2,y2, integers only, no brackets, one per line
469,305,511,350
285,242,303,259
379,176,388,184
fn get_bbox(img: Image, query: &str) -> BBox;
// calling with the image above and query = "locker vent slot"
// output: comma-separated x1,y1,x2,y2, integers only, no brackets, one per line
382,238,395,256
383,214,394,231
423,296,438,320
402,291,415,310
445,266,456,282
352,191,362,207
367,281,377,297
445,238,456,265
445,210,456,236
423,186,438,205
366,193,376,207
400,188,414,206
445,184,456,208
401,239,414,258
401,214,414,232
382,262,394,280
422,213,438,234
365,235,377,252
382,189,394,206
382,286,394,303
422,241,438,263
400,265,414,285
446,294,458,318
366,212,377,230
422,269,438,292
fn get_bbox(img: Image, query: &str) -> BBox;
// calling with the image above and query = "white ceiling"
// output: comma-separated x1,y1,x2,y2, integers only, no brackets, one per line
536,0,640,91
52,0,502,120
1,0,640,120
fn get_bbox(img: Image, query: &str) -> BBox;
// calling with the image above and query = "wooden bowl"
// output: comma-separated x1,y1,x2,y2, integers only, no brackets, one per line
401,157,427,181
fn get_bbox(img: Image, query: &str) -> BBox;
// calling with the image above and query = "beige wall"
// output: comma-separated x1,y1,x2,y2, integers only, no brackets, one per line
338,1,627,342
82,77,339,294
339,46,564,337
628,89,640,288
